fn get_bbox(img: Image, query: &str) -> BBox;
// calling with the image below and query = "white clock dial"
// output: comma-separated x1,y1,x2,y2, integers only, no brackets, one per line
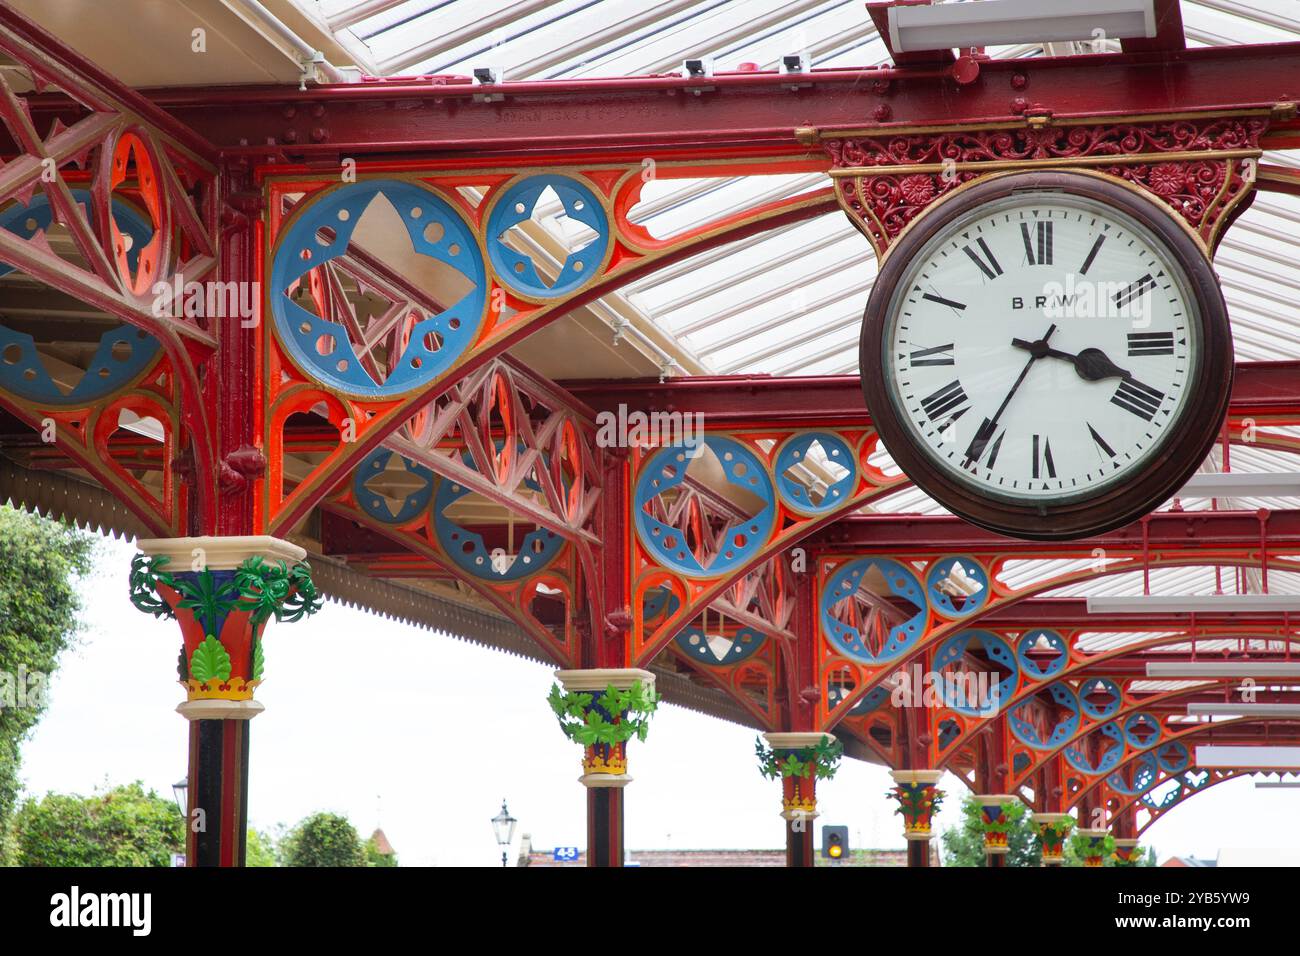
882,190,1200,504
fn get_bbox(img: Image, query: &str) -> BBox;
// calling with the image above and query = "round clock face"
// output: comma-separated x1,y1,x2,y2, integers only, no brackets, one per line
861,172,1233,540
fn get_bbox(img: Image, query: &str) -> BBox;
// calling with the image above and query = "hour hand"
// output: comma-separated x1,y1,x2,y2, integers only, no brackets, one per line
1010,339,1132,382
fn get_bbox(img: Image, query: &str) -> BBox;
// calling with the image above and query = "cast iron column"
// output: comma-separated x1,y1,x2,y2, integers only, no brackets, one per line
552,668,657,867
130,536,321,866
889,770,943,867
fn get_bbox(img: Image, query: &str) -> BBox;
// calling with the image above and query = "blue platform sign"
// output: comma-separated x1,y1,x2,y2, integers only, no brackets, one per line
553,846,579,862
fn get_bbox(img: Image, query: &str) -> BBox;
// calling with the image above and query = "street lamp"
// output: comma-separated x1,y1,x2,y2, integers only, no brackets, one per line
171,777,188,816
491,799,517,867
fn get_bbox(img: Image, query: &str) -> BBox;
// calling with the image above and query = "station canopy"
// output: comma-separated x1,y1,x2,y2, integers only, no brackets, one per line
8,0,1300,633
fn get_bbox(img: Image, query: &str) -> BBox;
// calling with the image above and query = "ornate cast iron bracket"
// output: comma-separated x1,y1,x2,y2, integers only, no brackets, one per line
818,111,1273,260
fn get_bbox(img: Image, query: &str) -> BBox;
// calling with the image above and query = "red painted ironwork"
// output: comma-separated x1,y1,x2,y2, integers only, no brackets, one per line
4,1,1300,867
141,47,1300,159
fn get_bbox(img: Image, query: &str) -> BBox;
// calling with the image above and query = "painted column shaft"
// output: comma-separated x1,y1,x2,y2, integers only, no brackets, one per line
186,717,252,867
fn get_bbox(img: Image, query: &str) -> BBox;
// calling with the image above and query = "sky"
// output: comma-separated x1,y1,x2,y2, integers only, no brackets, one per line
16,533,1300,866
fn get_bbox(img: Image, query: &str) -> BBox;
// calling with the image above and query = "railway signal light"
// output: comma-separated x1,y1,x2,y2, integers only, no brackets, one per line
822,825,848,861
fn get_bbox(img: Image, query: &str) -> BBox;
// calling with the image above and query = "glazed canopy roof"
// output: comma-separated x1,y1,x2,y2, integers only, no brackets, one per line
298,0,1300,578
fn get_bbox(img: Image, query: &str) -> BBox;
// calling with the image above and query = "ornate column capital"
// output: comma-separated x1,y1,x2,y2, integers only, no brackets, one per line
1112,837,1143,866
550,668,658,788
758,732,842,821
974,794,1021,855
1072,827,1115,867
129,535,322,705
889,769,945,841
1031,812,1075,865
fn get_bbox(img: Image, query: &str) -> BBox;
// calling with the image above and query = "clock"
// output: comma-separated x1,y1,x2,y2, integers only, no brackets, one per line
859,170,1233,540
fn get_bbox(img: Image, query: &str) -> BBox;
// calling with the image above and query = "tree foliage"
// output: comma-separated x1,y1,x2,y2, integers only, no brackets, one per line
0,506,95,862
13,781,182,866
282,812,366,867
364,835,398,867
246,827,280,867
940,795,1042,867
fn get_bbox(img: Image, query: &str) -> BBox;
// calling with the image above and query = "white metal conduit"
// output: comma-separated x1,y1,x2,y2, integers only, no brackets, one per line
230,0,349,83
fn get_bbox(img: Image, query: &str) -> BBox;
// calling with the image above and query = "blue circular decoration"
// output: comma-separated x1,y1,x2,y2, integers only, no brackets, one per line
633,437,776,578
1009,681,1081,750
1156,740,1190,774
820,557,926,664
674,625,765,665
353,449,435,524
1123,711,1163,749
828,683,890,717
932,629,1017,716
0,191,160,406
773,431,857,514
1065,721,1125,775
925,555,989,618
1079,677,1123,721
487,175,609,297
1107,751,1158,795
1016,629,1069,680
433,445,563,582
270,179,486,397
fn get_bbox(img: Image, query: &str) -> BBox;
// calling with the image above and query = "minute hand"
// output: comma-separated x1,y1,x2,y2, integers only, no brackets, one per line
1010,339,1133,382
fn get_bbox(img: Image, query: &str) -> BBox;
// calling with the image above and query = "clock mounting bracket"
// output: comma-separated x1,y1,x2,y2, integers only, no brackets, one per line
817,111,1270,263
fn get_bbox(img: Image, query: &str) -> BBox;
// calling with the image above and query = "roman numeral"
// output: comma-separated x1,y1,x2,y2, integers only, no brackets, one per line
920,380,969,429
962,238,1003,280
1079,235,1106,275
1111,378,1165,421
910,343,955,367
1128,332,1175,356
1114,274,1157,311
1088,423,1117,459
1021,221,1053,265
963,416,1005,468
921,292,966,311
1032,434,1056,479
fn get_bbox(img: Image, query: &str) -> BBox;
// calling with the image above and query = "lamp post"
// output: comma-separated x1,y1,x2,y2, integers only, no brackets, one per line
491,799,517,867
171,777,189,867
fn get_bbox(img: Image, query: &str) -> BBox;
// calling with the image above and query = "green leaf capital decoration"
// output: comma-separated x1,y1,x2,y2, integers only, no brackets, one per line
755,735,844,780
549,680,659,746
251,638,265,682
189,635,232,684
